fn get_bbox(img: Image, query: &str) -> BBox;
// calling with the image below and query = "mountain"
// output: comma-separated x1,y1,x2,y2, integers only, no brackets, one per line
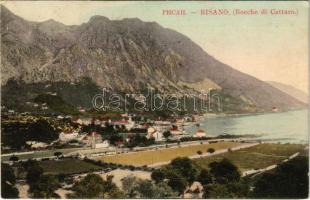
267,81,308,104
0,5,306,113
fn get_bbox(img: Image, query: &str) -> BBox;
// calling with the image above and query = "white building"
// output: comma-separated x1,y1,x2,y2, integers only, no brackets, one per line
82,132,103,149
153,121,171,132
59,131,79,142
95,140,110,148
74,117,93,125
57,115,64,119
146,127,164,141
26,141,48,149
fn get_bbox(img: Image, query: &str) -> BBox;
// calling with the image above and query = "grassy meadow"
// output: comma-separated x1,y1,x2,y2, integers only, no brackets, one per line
96,141,242,166
195,143,306,172
39,159,104,175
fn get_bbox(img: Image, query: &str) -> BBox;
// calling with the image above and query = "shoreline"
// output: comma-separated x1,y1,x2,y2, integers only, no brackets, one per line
185,109,308,144
202,108,308,119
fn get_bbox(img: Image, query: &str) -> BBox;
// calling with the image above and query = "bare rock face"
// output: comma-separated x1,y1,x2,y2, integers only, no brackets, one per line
0,5,306,111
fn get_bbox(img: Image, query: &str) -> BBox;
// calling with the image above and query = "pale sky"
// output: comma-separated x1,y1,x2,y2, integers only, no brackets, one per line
1,1,309,93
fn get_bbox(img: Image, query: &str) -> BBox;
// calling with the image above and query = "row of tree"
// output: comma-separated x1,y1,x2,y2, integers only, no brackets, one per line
67,174,123,198
150,156,309,198
2,119,59,150
121,175,177,198
1,154,308,198
151,157,246,197
24,160,61,198
1,164,19,198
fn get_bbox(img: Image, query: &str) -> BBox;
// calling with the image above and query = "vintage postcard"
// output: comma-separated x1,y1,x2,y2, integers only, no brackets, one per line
0,1,308,199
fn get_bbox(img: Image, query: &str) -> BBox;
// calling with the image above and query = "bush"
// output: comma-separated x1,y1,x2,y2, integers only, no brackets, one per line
197,169,212,185
9,155,19,162
209,158,240,184
1,164,19,198
163,131,171,138
207,148,215,153
54,152,63,157
151,169,165,183
142,165,148,171
252,156,309,198
167,172,187,194
57,173,66,183
128,165,135,171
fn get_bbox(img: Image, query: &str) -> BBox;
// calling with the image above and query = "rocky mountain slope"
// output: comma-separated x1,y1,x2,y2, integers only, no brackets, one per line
267,81,308,104
1,5,306,112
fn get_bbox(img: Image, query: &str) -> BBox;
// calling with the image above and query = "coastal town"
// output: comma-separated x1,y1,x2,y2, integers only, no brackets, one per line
1,108,211,153
1,108,308,198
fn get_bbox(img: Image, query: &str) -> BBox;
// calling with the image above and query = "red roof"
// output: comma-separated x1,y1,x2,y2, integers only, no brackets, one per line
171,126,178,131
115,140,124,145
197,129,205,133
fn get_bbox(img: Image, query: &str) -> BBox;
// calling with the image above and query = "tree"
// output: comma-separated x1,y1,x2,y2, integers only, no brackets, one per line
1,164,19,198
26,165,43,186
121,175,177,198
26,119,58,143
197,150,203,156
226,180,250,198
203,184,231,198
151,168,166,183
121,176,139,198
197,169,213,185
150,157,199,194
69,174,106,198
54,152,63,157
163,131,171,139
31,175,60,198
170,157,199,184
203,181,249,198
26,166,59,198
252,156,308,198
104,175,124,198
207,148,215,154
9,155,19,162
125,134,155,148
167,172,188,194
2,181,19,198
2,122,29,150
135,180,157,198
209,158,240,184
2,164,16,185
153,182,178,198
69,174,124,198
22,159,38,170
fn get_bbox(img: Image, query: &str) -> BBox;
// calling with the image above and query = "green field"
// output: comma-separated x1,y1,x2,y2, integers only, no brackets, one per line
39,159,103,175
96,141,242,166
195,143,306,172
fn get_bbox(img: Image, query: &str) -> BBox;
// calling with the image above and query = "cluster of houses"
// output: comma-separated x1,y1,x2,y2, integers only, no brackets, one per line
4,109,209,150
59,131,110,149
56,113,210,149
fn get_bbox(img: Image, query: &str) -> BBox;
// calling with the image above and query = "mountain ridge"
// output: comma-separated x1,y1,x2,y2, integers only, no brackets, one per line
267,81,308,104
0,5,306,112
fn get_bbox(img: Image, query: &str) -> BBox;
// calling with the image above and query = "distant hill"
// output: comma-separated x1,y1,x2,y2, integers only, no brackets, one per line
267,81,308,104
0,5,306,113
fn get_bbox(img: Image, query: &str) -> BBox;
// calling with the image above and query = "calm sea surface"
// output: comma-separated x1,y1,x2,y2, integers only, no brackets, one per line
185,109,308,144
